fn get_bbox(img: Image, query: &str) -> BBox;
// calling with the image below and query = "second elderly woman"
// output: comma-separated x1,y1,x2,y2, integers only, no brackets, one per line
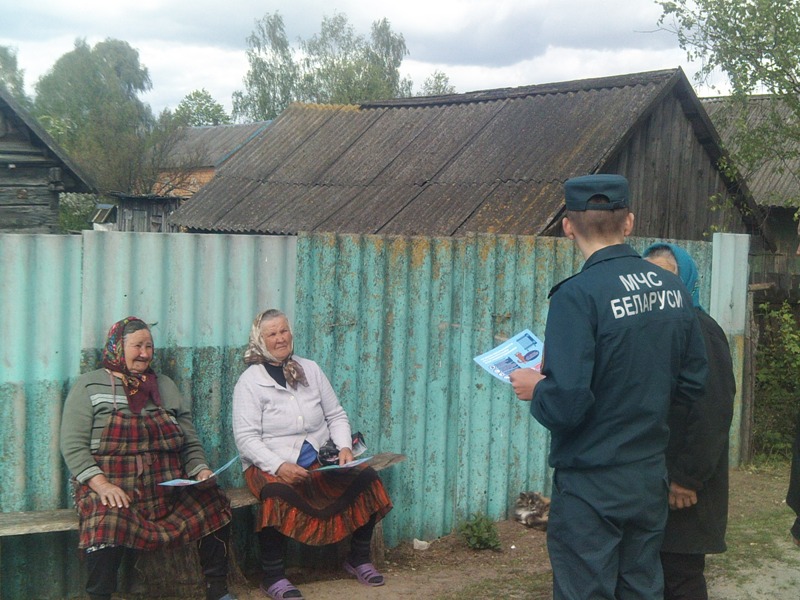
233,309,393,600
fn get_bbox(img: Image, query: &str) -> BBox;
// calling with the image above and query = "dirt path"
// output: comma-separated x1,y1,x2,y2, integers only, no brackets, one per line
147,466,800,599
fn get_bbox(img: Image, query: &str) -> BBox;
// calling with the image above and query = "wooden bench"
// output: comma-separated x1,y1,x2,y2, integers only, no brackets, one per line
0,454,403,595
0,452,405,538
0,486,258,537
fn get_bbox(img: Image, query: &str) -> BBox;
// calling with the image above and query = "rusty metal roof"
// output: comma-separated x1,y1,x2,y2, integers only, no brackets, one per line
165,121,270,169
171,69,708,235
702,96,800,208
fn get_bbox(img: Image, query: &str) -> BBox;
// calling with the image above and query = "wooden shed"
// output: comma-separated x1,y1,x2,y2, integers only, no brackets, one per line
170,68,765,245
702,95,800,299
0,85,94,233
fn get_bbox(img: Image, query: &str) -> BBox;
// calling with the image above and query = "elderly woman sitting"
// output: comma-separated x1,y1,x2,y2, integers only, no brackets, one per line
60,317,233,600
233,309,393,600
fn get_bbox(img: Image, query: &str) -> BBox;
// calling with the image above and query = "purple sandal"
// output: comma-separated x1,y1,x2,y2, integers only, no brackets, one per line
344,561,386,587
260,578,304,599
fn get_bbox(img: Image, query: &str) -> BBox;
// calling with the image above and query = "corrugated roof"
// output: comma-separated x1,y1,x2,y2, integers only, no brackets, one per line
170,69,726,235
702,96,800,208
165,121,270,168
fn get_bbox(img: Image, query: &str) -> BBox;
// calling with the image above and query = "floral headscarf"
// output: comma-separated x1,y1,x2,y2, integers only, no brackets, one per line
243,310,308,389
102,316,161,414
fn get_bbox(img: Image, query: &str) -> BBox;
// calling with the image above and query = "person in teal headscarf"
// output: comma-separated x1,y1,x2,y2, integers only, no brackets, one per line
644,243,736,600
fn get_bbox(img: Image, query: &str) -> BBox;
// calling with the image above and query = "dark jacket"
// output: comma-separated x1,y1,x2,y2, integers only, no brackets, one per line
787,409,800,540
662,309,736,554
532,244,708,469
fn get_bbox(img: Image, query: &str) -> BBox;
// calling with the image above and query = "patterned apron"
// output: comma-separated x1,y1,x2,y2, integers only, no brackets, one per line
74,380,230,551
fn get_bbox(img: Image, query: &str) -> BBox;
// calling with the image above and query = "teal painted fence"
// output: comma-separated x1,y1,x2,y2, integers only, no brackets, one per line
0,230,744,599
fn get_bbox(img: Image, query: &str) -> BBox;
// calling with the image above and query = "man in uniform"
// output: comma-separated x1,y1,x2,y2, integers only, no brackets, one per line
510,174,708,600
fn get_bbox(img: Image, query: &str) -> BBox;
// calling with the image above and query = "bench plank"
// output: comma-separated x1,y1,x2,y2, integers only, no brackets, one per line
0,455,404,538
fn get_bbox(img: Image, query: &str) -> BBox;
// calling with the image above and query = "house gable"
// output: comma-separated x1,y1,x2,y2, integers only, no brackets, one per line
0,86,95,232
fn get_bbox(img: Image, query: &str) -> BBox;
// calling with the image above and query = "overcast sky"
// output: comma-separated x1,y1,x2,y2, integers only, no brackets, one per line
1,0,727,116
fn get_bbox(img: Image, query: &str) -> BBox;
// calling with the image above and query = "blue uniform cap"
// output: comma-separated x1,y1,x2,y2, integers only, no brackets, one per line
564,174,629,211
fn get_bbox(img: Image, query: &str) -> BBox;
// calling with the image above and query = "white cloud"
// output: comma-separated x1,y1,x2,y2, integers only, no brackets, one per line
2,0,729,113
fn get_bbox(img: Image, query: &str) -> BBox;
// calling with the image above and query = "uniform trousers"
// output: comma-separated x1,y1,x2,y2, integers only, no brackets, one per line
547,455,669,600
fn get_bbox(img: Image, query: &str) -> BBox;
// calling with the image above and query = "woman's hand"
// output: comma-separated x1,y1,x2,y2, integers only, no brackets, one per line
194,468,214,481
338,448,354,466
276,462,310,485
194,468,217,489
668,482,698,510
88,474,131,509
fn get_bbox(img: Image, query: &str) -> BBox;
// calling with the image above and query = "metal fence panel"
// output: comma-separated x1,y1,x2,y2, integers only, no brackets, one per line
1,230,746,598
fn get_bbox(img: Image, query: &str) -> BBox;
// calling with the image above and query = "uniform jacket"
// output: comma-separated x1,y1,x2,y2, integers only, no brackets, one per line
232,356,352,475
662,309,735,554
532,243,708,469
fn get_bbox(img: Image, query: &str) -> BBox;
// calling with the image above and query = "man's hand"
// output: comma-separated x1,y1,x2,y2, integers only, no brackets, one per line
668,481,698,510
509,368,545,401
276,462,310,485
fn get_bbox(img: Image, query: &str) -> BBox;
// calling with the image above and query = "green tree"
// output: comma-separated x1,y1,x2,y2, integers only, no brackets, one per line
233,11,415,121
174,88,231,126
0,46,32,108
58,192,97,232
420,70,456,96
658,0,800,195
34,38,155,193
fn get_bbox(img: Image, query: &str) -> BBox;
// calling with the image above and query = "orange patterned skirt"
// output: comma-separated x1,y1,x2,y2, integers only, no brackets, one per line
245,464,392,545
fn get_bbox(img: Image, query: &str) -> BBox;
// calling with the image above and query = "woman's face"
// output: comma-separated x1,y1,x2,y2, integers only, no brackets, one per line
124,329,154,373
260,316,293,363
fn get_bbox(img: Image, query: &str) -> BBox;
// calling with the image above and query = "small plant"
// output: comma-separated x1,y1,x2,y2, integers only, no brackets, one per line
457,512,501,551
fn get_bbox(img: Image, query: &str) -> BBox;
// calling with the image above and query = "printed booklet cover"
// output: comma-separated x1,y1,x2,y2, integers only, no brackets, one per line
159,455,240,487
474,329,544,383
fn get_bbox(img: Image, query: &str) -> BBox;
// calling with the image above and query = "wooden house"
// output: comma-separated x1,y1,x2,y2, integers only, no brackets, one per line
154,121,270,197
170,68,765,246
0,85,94,232
702,96,800,299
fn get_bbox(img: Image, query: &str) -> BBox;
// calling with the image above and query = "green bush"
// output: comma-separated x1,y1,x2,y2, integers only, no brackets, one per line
58,192,97,232
457,512,501,551
754,301,800,458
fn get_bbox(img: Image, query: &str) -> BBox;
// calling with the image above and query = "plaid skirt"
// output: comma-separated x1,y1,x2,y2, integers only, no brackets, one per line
245,463,392,545
75,407,231,551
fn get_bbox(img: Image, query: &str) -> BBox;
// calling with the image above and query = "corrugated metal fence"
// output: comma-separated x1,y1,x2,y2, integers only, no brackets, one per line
0,230,745,599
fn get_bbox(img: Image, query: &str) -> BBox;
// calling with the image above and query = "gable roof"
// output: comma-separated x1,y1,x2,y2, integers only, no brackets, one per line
171,68,754,236
164,121,270,169
0,85,95,192
702,95,800,208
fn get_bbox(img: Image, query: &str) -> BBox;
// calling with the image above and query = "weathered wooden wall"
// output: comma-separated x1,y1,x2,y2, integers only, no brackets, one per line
0,165,60,232
608,90,748,241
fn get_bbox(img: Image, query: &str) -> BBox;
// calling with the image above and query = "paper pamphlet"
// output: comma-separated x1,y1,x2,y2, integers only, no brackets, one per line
473,329,544,383
158,455,240,487
315,456,372,471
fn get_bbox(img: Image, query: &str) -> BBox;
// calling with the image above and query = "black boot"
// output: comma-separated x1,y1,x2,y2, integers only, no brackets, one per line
198,526,231,600
85,546,125,600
